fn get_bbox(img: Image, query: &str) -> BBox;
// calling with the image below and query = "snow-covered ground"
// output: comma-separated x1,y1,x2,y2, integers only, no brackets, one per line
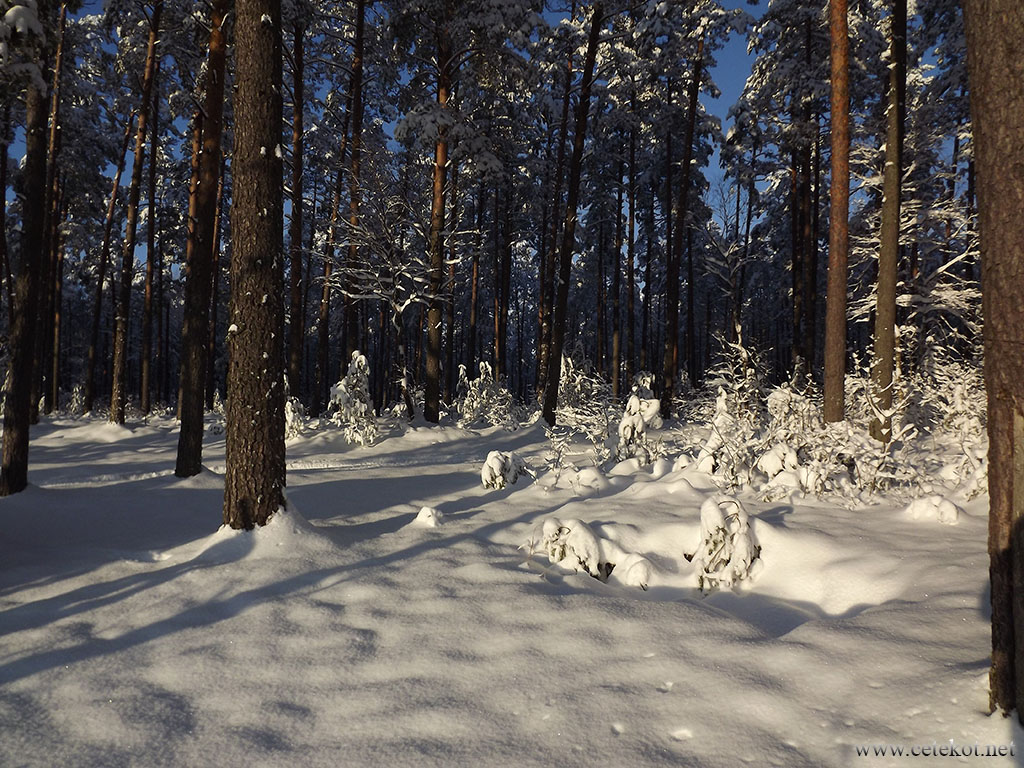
1,415,1020,766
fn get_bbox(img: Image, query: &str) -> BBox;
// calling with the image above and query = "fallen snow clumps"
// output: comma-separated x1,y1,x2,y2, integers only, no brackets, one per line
904,495,961,525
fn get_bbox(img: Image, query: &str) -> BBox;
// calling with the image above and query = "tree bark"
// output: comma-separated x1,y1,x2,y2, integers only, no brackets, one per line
344,0,366,362
141,59,160,415
424,8,452,423
110,0,162,425
0,100,11,326
626,126,636,386
661,40,704,417
205,165,226,409
823,0,851,423
176,0,228,477
542,2,603,426
1,13,50,495
963,0,1024,719
223,0,286,529
287,20,306,392
870,0,907,442
612,154,624,397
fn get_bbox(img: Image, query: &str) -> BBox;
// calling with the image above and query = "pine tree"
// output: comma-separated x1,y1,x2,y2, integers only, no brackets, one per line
962,0,1024,720
223,0,286,529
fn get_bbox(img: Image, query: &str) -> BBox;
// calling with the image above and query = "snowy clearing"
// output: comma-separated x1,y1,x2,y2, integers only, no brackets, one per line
1,415,1019,767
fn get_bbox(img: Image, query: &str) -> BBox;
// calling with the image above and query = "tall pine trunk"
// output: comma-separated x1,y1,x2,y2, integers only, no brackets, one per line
823,0,850,423
963,0,1024,719
542,2,603,426
1,14,50,495
287,20,306,392
175,0,228,476
140,61,160,414
344,0,366,362
870,0,907,442
223,0,286,529
660,40,703,418
424,10,452,423
110,0,162,425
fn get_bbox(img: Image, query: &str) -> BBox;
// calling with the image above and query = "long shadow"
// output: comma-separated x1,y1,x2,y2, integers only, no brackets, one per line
0,489,568,687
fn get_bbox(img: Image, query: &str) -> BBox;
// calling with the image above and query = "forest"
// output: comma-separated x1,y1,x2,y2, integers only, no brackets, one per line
2,0,1024,763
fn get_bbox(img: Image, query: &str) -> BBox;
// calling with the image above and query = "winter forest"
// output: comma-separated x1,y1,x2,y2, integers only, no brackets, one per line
2,0,1024,764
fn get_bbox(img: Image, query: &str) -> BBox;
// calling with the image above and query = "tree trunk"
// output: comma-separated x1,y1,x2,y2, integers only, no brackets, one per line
0,100,12,325
313,91,353,414
205,166,226,409
445,163,458,401
424,11,452,424
542,2,603,426
1,27,50,496
612,154,624,397
35,5,66,419
141,59,160,415
223,0,286,529
963,0,1024,719
823,0,851,423
537,1,575,401
870,0,907,442
287,20,306,392
110,0,162,425
175,0,228,476
49,187,65,412
626,126,636,386
661,40,703,417
344,0,366,362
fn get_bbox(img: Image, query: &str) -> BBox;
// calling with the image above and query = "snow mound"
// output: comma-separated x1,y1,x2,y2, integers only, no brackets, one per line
181,504,338,563
904,495,961,525
528,517,655,590
411,505,445,528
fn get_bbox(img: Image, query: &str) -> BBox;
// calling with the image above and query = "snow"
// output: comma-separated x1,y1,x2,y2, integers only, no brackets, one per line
1,415,1020,766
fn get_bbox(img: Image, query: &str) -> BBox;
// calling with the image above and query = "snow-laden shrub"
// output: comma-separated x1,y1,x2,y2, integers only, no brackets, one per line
536,517,612,581
285,396,306,439
615,376,664,463
552,354,615,464
328,350,378,446
457,362,523,430
689,496,760,593
481,450,529,489
693,341,766,487
526,517,653,589
65,384,86,416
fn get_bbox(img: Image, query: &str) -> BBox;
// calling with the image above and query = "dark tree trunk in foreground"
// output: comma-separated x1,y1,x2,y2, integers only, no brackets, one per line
870,0,907,442
175,0,228,477
823,0,850,423
224,0,286,529
1,28,50,496
963,0,1024,720
110,0,162,425
660,40,703,418
542,2,603,427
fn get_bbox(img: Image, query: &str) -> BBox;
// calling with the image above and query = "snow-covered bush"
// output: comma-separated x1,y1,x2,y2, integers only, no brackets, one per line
689,496,760,593
693,340,766,487
526,517,653,589
456,362,522,430
481,450,529,489
552,354,615,464
285,396,306,439
535,517,613,582
328,351,378,446
615,378,664,464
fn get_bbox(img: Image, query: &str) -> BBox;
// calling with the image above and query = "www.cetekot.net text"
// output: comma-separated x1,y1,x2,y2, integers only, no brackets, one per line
854,741,1015,758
